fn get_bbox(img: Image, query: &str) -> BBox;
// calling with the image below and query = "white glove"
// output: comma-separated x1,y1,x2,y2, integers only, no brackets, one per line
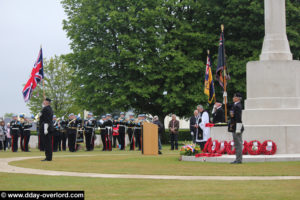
191,132,194,136
44,123,49,135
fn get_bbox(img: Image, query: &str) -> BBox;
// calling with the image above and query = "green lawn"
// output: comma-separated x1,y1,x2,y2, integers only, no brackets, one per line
5,147,300,176
0,173,299,200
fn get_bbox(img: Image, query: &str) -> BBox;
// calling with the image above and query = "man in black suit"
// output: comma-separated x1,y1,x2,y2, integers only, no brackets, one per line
189,110,199,144
39,98,54,161
229,93,243,164
212,102,225,123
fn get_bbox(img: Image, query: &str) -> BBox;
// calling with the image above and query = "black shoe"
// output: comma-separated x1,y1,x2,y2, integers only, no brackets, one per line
230,160,242,164
170,149,174,150
158,151,162,155
41,159,51,162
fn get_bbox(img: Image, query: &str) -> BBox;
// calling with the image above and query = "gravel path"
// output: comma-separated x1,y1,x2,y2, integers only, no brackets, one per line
1,156,300,181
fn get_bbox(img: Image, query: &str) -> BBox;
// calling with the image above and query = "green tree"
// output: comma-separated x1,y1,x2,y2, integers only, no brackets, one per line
61,0,300,121
4,113,14,118
27,56,82,117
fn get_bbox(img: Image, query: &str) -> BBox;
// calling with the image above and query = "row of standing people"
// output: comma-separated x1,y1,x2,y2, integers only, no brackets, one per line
0,115,33,152
38,112,153,153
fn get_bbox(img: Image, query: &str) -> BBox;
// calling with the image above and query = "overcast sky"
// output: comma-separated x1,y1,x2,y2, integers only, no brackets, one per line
0,0,71,117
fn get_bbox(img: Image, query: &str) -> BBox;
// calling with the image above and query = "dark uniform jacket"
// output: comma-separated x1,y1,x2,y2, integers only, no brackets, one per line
212,107,225,123
228,102,242,132
189,116,198,134
40,105,54,133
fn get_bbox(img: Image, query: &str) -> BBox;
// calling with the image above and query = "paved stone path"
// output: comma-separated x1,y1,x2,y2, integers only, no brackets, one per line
1,156,300,181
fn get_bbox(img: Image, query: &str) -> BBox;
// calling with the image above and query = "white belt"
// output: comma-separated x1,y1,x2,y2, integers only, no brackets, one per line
135,127,142,130
119,125,125,127
24,129,31,131
105,126,112,129
12,128,19,130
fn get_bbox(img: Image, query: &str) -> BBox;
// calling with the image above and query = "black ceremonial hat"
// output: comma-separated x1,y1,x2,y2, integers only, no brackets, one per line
233,92,242,98
45,97,52,102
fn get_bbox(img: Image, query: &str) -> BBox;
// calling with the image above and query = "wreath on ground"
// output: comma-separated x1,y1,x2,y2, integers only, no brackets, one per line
242,141,248,155
216,141,228,154
260,140,277,155
207,140,220,153
247,140,261,155
226,141,236,155
203,138,212,153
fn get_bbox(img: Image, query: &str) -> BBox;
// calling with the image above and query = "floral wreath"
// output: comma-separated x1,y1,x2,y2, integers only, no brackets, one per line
226,141,236,155
247,140,261,155
242,141,248,155
207,140,220,153
216,141,228,154
260,140,277,155
203,138,212,153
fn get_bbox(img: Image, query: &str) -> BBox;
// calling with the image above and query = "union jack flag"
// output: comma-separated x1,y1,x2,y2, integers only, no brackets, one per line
22,48,44,102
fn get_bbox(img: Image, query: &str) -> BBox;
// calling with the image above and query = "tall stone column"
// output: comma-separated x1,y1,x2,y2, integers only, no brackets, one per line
260,0,292,60
243,0,300,154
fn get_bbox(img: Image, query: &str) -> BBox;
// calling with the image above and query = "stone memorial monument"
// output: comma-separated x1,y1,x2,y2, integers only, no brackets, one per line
243,0,300,154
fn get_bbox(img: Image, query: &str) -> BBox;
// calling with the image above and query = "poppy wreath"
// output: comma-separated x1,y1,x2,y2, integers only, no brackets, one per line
207,140,220,153
260,140,277,155
226,141,236,155
247,140,261,155
217,141,228,154
203,138,212,153
242,141,248,155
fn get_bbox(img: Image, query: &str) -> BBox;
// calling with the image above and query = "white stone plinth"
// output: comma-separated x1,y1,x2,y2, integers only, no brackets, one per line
242,60,300,154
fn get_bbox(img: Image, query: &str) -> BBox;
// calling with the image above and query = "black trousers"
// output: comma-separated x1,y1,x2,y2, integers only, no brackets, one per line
112,135,119,148
127,128,134,150
44,133,53,161
61,131,67,151
52,130,60,152
101,133,107,150
39,133,45,151
20,131,25,151
170,134,178,150
119,130,125,150
135,132,141,150
67,131,76,152
85,130,93,151
23,131,31,152
11,131,19,152
0,140,4,150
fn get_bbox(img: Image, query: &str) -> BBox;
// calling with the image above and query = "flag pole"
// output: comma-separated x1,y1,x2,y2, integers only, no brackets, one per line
41,44,45,100
221,24,228,122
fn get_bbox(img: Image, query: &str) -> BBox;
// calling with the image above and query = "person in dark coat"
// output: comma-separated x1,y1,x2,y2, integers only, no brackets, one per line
189,110,199,144
153,115,164,154
39,98,54,161
228,93,243,164
168,114,180,150
212,102,225,123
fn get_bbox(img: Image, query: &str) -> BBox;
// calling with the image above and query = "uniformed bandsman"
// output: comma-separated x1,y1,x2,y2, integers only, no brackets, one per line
67,113,79,152
127,113,136,150
10,114,22,152
112,116,120,148
59,119,68,151
52,115,60,152
98,115,106,151
40,98,54,161
118,112,126,150
103,114,113,151
19,114,25,151
84,112,97,151
134,114,143,151
21,116,32,152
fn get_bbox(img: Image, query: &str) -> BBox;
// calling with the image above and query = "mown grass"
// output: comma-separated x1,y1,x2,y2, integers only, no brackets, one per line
0,172,299,200
5,146,300,176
